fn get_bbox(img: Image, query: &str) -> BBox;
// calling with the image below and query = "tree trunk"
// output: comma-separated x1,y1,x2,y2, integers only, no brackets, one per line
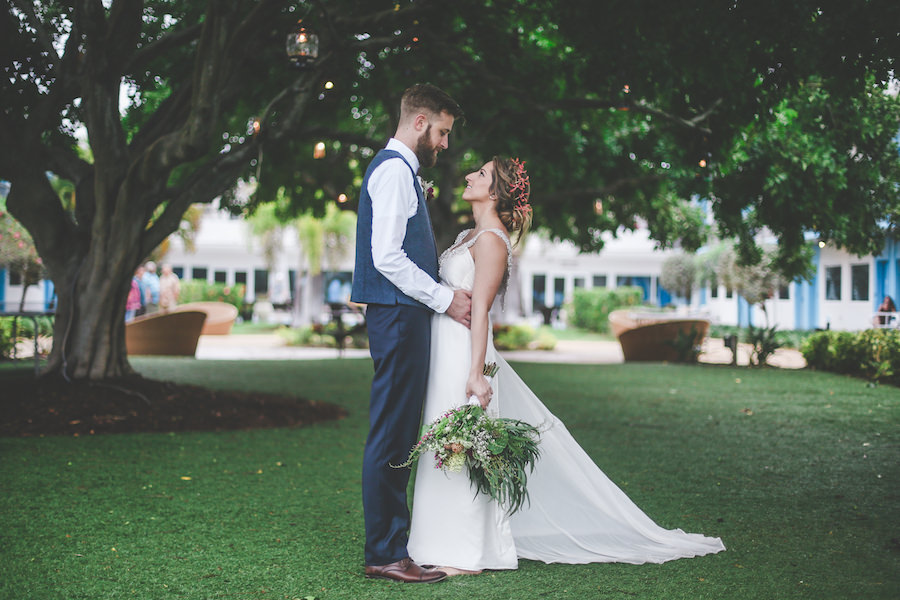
2,3,322,380
41,209,148,379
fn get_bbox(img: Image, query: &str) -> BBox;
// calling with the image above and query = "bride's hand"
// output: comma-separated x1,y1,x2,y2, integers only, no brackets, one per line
466,373,493,409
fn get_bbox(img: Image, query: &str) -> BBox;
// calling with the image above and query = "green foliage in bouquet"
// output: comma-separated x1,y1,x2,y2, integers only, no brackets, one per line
394,404,541,515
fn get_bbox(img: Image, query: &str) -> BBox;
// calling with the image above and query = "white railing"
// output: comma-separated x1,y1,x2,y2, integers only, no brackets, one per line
872,311,899,329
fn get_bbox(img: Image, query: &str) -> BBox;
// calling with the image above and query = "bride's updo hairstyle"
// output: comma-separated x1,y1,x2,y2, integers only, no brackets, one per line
490,156,532,246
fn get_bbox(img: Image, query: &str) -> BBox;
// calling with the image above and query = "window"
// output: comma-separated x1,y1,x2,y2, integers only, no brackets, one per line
172,266,184,278
553,277,565,307
778,283,790,300
616,276,651,301
725,287,733,299
851,264,869,301
191,267,208,281
709,276,719,299
235,271,247,285
214,270,227,284
254,269,269,296
592,275,607,288
9,270,22,285
573,277,585,289
532,274,546,308
825,266,841,300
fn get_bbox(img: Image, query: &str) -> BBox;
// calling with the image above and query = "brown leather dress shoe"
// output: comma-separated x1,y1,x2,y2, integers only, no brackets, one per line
364,558,447,583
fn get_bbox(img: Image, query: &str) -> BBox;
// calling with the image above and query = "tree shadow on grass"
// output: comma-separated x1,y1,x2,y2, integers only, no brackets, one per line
0,372,347,437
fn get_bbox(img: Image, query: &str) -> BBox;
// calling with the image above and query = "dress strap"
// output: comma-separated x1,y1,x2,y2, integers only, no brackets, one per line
468,228,512,271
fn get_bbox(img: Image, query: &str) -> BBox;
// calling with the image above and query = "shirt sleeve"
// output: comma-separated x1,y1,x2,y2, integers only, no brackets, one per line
368,159,454,313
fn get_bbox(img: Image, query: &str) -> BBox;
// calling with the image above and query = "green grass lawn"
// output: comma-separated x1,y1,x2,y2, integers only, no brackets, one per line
1,360,897,599
229,321,283,335
538,325,615,342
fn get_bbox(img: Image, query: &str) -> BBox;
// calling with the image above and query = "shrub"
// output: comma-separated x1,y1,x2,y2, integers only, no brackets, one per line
801,329,900,386
278,322,368,350
531,329,558,351
746,325,782,367
493,323,536,350
0,318,14,359
664,325,704,363
570,287,643,333
830,331,864,374
179,280,247,311
0,316,53,360
856,329,900,383
800,331,832,370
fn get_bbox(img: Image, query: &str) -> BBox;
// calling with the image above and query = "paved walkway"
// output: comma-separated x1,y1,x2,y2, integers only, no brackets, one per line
196,333,806,369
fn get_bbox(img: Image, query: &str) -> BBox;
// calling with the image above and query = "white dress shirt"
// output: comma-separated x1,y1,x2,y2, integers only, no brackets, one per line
369,138,453,313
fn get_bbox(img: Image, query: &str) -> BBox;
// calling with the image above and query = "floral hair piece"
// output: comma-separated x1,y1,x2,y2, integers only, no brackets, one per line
509,158,531,215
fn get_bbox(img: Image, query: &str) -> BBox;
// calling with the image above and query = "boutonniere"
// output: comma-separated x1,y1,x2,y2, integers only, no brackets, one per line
417,176,435,201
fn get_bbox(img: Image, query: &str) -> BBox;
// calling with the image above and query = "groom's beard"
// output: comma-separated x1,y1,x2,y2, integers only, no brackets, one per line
414,125,440,168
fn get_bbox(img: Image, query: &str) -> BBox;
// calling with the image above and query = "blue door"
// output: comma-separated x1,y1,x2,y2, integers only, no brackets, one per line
875,259,888,310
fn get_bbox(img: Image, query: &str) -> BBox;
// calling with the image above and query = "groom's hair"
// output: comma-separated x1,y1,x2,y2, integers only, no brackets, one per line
399,83,464,123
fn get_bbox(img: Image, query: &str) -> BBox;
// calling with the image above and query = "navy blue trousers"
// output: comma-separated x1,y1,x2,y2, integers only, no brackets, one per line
362,303,432,566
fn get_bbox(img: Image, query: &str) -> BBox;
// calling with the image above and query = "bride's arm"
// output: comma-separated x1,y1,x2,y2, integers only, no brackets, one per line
466,233,508,408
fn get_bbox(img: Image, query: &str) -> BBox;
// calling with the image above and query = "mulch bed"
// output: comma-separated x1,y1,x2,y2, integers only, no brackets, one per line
1,374,347,437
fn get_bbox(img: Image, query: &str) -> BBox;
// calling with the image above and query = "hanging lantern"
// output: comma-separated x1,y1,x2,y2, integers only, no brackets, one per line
313,141,326,159
286,21,319,68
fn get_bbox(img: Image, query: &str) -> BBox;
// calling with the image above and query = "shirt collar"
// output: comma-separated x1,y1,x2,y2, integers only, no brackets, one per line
386,138,420,174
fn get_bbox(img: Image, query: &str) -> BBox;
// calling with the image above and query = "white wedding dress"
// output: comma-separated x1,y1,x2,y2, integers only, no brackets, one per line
407,229,725,570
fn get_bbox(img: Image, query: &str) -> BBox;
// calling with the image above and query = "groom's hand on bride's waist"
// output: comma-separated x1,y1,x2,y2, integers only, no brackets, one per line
445,289,472,328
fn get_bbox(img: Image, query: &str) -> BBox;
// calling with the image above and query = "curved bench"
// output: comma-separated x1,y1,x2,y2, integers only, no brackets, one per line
172,302,238,335
125,310,207,356
609,309,710,362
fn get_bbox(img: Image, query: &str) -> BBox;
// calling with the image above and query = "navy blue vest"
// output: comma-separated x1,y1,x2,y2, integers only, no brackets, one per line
351,149,439,309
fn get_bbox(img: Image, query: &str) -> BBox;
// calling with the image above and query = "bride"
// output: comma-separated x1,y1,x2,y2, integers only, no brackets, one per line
407,157,725,575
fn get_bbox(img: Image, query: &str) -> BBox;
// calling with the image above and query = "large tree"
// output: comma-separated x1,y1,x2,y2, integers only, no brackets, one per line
2,0,898,381
0,0,420,378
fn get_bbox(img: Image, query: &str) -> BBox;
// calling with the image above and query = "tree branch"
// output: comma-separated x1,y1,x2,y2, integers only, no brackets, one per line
32,20,85,137
295,126,382,150
538,174,666,203
534,95,721,135
631,98,722,135
140,61,322,254
10,0,60,69
105,0,143,66
140,141,258,256
124,23,203,74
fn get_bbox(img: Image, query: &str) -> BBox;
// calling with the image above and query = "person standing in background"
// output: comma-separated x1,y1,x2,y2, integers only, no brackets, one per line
125,268,143,321
142,261,161,314
159,264,181,312
134,264,147,317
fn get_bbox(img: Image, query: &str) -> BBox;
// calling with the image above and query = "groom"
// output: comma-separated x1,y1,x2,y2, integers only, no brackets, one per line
351,84,471,583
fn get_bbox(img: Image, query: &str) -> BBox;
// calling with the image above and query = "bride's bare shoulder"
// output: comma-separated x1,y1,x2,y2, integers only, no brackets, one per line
470,229,509,267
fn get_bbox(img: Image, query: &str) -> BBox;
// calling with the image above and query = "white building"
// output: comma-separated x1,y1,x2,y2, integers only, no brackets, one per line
2,203,896,332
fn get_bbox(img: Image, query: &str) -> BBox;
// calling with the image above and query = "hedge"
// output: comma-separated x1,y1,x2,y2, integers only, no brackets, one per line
569,287,643,333
801,328,900,386
178,280,247,310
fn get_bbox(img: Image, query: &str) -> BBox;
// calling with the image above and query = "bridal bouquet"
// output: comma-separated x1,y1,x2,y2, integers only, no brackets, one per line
394,365,541,515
